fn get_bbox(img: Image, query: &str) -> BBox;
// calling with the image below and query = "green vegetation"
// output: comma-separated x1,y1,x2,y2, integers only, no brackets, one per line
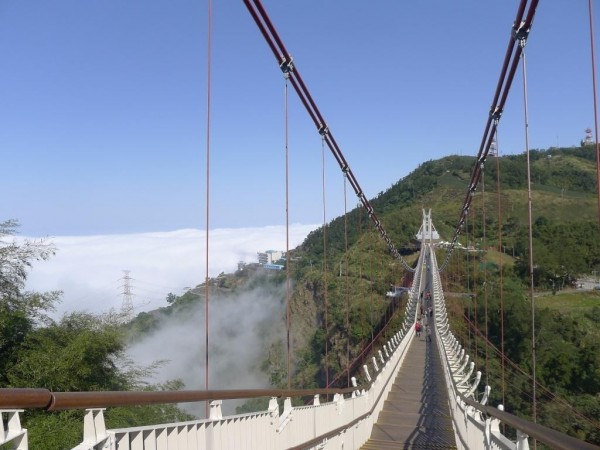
536,290,600,314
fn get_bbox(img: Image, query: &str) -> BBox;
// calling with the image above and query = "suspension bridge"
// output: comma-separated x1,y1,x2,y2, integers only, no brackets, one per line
2,0,600,448
1,210,597,449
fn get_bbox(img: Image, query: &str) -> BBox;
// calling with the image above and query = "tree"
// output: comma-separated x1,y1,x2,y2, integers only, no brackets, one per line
0,220,60,385
7,312,128,391
0,219,55,297
166,292,177,304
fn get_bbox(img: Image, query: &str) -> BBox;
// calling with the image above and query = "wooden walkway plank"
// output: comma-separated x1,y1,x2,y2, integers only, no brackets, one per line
360,328,456,450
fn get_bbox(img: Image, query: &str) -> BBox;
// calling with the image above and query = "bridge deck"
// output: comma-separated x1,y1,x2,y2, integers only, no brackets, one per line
361,325,456,449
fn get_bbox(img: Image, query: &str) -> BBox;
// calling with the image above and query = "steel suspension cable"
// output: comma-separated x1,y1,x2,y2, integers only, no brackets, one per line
369,226,374,343
520,38,537,439
243,0,414,272
284,75,292,391
482,163,489,383
358,203,366,356
495,122,507,415
465,216,471,348
343,174,350,387
204,0,212,418
588,0,600,230
322,138,329,391
472,209,478,368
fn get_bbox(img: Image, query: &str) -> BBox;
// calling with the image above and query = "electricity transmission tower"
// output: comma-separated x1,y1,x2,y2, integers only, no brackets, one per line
120,270,134,320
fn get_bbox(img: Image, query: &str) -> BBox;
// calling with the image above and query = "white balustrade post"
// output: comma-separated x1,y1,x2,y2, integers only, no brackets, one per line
480,385,491,406
1,410,27,450
283,397,292,414
516,429,530,450
363,364,372,382
268,397,279,425
372,356,380,373
334,393,345,415
209,400,223,420
73,409,108,450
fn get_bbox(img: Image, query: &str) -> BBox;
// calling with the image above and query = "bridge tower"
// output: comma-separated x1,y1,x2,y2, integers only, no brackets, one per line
415,209,440,244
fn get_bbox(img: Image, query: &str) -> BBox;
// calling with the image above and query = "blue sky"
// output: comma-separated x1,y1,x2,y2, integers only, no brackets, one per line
1,1,597,237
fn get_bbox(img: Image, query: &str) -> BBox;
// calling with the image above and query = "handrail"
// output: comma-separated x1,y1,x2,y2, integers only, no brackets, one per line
0,386,361,412
461,396,600,450
0,388,53,409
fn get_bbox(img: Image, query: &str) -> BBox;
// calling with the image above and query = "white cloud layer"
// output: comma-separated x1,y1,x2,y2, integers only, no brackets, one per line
127,282,287,415
24,224,319,317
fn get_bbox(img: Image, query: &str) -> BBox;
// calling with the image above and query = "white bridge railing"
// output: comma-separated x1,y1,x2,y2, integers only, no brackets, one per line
428,244,597,450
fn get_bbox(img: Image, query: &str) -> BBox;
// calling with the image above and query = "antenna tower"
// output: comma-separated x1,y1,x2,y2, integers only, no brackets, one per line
121,270,134,319
490,135,498,157
584,127,594,146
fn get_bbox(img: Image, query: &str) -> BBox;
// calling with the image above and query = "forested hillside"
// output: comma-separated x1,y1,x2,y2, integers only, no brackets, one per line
287,145,600,443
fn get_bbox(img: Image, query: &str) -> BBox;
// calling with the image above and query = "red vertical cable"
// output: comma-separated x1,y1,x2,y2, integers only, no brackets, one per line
369,226,374,343
521,42,537,436
482,164,489,384
358,204,365,345
284,77,291,391
588,0,600,229
495,125,506,412
343,174,350,387
322,138,329,391
204,0,212,418
465,216,471,349
472,210,478,368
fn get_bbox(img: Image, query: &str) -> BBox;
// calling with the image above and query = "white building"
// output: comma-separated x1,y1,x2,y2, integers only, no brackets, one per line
257,250,285,265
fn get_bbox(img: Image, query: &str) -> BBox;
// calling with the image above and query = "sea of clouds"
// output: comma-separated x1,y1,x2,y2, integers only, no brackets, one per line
24,224,319,317
21,224,318,413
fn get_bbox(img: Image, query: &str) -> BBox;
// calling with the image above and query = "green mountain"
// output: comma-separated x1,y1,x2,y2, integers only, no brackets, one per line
283,145,600,442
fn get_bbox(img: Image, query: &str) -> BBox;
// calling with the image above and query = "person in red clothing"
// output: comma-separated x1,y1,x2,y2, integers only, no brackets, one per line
415,321,421,337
